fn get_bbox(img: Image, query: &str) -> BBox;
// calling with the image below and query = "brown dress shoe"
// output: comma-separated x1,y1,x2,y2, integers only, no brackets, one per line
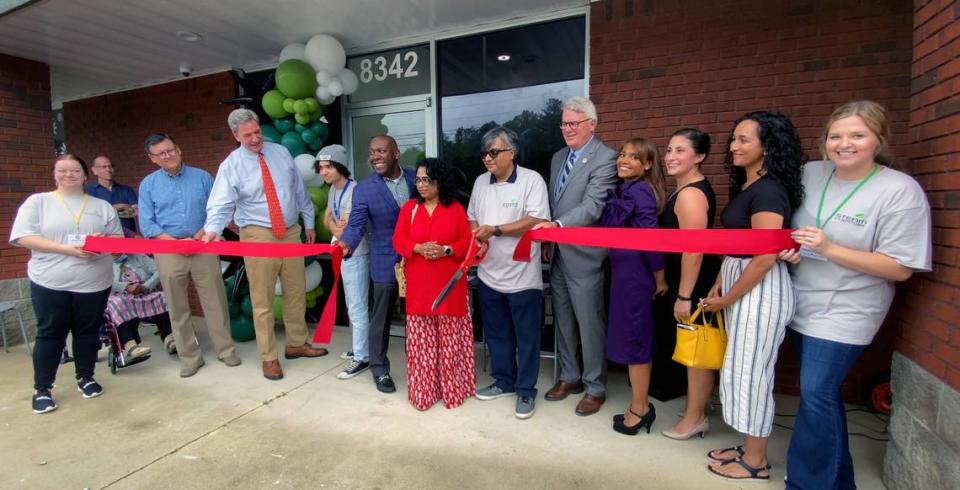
544,380,585,401
575,393,606,416
262,360,283,380
284,343,329,359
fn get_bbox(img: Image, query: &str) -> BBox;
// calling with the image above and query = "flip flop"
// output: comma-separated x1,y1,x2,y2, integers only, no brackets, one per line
707,457,771,483
707,445,744,463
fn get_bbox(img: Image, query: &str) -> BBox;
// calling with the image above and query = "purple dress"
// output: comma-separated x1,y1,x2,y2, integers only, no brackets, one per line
599,180,665,365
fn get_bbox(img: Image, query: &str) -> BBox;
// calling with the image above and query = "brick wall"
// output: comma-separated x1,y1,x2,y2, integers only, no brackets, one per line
589,0,914,401
62,71,237,186
891,0,960,392
0,53,55,281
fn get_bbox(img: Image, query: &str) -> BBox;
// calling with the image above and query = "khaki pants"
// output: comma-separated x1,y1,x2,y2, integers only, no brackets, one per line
240,224,309,361
154,252,236,365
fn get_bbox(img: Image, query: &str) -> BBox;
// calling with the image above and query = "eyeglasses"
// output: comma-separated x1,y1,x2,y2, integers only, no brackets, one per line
414,176,434,185
480,148,513,160
149,148,179,159
55,169,85,175
559,118,591,130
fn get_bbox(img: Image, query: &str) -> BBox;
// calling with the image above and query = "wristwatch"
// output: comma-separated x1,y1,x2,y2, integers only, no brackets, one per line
493,225,503,237
443,245,453,256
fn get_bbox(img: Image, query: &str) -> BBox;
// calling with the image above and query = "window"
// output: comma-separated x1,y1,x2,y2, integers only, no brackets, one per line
438,17,586,192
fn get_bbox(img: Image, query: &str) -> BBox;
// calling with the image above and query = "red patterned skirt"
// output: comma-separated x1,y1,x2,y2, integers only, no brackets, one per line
405,314,476,410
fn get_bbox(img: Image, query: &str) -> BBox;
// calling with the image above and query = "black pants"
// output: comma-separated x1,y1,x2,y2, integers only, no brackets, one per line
116,312,173,346
368,281,398,377
31,282,111,390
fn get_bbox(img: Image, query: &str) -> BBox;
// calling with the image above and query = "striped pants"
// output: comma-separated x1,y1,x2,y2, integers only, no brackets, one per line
405,314,476,410
719,257,795,437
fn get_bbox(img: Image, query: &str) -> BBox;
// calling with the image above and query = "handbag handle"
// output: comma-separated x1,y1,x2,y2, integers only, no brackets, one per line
685,306,724,331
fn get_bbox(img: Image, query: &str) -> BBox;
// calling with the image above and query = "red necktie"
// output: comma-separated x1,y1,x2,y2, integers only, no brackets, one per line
258,153,286,239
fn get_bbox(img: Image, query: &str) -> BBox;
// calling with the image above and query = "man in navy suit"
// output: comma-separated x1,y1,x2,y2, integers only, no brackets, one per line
338,135,416,393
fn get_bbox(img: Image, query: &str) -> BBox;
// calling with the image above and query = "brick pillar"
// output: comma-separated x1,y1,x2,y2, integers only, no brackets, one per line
884,2,960,488
0,53,54,343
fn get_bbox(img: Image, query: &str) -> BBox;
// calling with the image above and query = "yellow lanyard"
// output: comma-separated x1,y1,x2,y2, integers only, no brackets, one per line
53,192,90,231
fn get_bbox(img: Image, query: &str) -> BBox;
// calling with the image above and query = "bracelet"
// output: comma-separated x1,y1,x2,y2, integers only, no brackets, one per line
677,295,692,301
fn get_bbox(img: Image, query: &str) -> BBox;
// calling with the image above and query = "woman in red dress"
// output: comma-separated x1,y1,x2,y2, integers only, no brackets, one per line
393,158,475,410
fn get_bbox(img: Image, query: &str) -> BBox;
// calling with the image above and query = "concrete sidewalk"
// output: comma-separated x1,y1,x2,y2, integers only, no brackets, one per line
0,319,888,489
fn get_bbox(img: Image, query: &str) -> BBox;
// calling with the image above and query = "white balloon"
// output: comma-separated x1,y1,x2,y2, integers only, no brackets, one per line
315,71,332,86
294,153,317,182
304,34,346,74
275,278,283,296
304,262,323,291
337,69,359,95
306,172,325,188
315,85,331,100
221,261,231,274
327,79,343,97
319,94,336,105
279,43,306,62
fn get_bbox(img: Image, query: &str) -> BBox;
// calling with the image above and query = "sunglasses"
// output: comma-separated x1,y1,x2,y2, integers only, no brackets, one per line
414,176,435,185
480,148,514,160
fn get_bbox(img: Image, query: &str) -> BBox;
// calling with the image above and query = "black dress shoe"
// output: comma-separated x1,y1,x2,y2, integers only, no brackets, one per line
375,374,396,393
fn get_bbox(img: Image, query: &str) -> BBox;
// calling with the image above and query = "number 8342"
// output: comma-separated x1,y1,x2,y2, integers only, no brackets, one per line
358,51,420,83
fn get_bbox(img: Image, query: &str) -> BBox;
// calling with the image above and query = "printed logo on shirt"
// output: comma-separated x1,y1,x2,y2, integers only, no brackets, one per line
502,198,520,208
834,212,867,227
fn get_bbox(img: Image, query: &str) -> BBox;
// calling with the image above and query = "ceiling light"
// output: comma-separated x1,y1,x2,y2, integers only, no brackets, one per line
497,54,511,62
176,31,203,42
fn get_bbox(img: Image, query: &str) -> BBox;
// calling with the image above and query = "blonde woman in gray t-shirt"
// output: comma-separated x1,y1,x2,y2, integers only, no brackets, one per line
779,101,932,489
9,154,122,414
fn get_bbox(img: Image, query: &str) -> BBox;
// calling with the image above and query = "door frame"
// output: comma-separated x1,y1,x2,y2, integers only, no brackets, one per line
342,98,436,177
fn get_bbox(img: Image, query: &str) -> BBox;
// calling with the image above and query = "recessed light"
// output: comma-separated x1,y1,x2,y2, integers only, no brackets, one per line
497,54,511,62
176,31,203,42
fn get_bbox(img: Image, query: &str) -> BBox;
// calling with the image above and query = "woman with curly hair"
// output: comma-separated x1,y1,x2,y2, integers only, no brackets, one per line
701,111,804,482
393,158,475,410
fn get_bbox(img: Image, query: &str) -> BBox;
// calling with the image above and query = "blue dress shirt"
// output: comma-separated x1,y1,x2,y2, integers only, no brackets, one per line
85,181,138,232
138,164,214,238
204,142,315,234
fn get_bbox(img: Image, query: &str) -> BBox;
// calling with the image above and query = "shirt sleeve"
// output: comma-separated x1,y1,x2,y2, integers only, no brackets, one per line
137,176,163,238
205,160,238,234
341,183,369,251
392,201,416,259
104,202,123,237
750,180,791,220
292,164,315,230
526,174,552,220
874,179,933,271
10,194,42,245
449,202,472,261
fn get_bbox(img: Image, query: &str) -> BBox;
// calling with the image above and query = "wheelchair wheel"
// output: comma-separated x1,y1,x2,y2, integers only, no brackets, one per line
108,346,117,375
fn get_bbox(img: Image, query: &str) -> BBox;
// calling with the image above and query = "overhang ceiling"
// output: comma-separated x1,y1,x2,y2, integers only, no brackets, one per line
0,0,588,107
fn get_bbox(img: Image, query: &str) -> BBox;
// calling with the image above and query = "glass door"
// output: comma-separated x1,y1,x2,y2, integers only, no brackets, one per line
346,101,432,180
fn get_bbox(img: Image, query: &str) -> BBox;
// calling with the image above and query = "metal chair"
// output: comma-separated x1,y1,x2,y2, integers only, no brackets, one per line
0,301,31,355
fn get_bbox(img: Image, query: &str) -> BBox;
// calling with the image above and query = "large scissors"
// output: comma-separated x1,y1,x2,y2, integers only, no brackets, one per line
431,232,488,311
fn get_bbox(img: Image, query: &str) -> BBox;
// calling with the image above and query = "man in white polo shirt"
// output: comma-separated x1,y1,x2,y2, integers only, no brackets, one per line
468,126,550,419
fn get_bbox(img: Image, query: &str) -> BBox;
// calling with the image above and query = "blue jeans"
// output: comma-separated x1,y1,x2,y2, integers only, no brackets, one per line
785,329,866,490
477,280,543,398
341,254,370,362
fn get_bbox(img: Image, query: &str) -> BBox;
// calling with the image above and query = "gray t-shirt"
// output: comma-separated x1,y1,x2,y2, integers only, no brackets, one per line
326,180,368,256
10,192,122,292
790,161,932,345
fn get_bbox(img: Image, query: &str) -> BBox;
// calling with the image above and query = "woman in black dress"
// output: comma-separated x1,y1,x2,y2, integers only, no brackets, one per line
657,128,721,440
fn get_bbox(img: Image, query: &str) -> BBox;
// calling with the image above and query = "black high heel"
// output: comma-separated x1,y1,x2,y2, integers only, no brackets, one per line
612,403,656,435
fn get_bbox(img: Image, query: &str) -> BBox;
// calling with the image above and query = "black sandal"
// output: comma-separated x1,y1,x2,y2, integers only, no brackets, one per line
706,445,744,463
706,457,771,483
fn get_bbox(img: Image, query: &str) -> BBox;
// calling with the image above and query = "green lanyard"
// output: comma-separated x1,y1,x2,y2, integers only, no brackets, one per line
815,165,878,229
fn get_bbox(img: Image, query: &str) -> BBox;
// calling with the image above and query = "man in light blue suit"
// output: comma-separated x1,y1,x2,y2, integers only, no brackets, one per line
338,135,416,394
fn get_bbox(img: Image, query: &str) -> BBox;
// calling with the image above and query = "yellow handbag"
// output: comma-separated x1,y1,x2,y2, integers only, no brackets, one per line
672,306,727,370
394,204,418,298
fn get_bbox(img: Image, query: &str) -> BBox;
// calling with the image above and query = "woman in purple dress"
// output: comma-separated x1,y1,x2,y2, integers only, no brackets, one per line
600,137,668,435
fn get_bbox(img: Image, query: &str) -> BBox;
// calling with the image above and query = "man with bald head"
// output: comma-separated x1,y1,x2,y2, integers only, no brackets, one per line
338,135,416,394
86,156,139,233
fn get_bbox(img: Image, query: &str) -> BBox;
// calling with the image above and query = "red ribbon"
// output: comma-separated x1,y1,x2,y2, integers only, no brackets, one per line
83,236,342,344
513,227,798,262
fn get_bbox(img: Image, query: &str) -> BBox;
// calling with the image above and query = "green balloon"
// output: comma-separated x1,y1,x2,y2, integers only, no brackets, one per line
294,124,307,133
224,276,236,293
261,125,281,144
307,185,328,207
294,112,310,125
307,185,333,242
240,295,253,317
228,300,242,319
304,98,319,113
293,100,308,114
273,296,284,321
261,89,287,120
305,289,318,301
282,98,296,113
301,130,317,144
280,131,307,156
230,316,256,342
312,123,329,143
275,59,317,99
307,138,322,150
306,298,317,309
273,117,294,133
310,108,323,122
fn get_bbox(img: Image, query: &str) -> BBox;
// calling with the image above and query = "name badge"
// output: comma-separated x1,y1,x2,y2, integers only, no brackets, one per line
67,233,86,247
798,245,827,262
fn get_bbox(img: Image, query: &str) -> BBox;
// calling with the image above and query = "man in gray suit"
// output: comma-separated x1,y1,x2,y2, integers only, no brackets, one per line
534,96,618,416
